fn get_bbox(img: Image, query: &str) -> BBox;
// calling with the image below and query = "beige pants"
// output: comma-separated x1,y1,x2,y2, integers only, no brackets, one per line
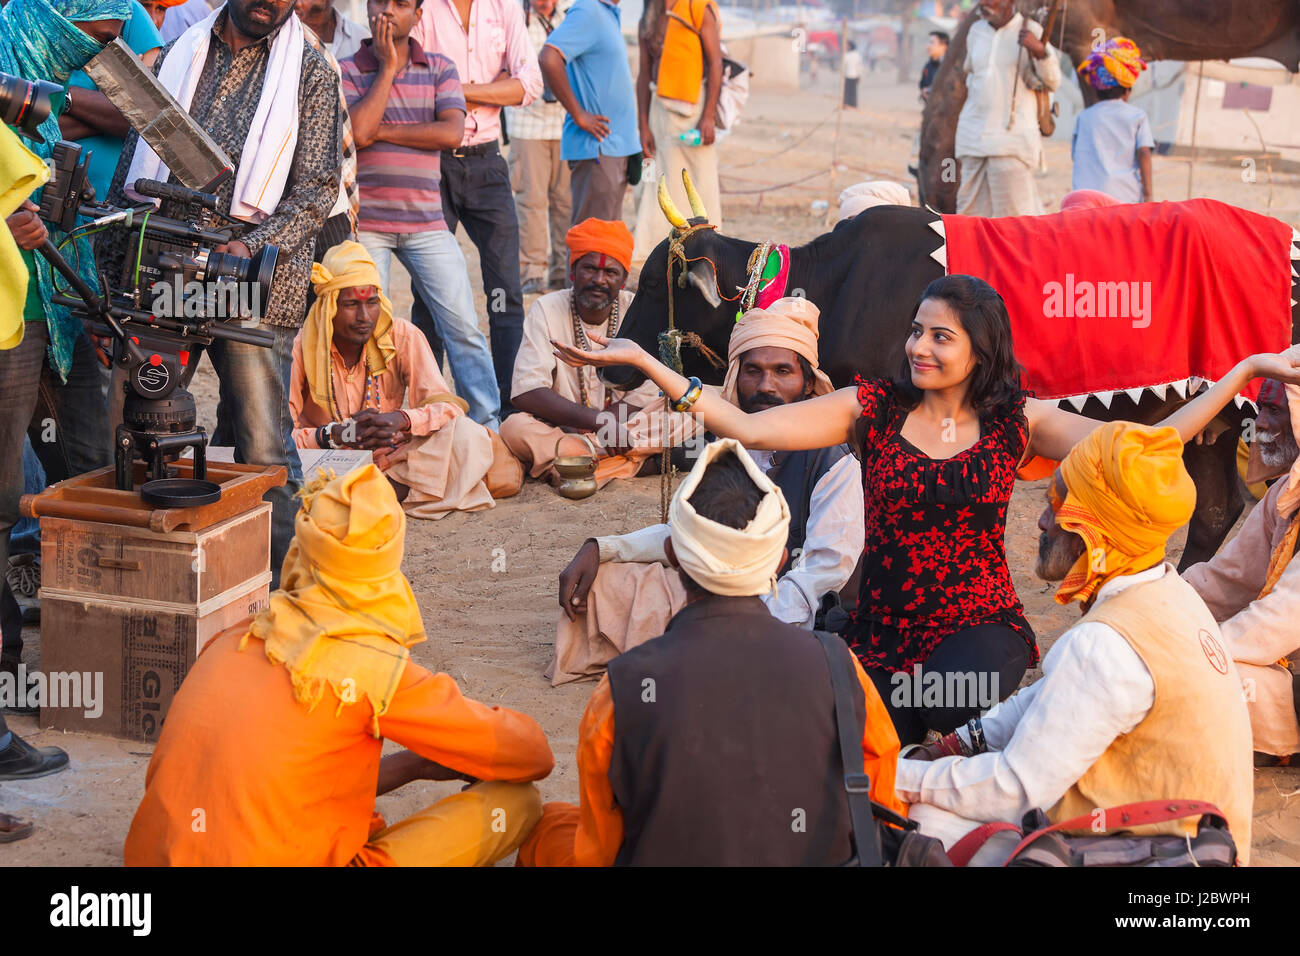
956,155,1043,217
548,561,689,685
508,138,571,286
1237,659,1300,757
632,95,723,264
375,414,497,520
352,781,542,866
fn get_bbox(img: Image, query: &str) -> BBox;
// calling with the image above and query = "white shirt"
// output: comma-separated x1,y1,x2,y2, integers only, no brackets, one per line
893,564,1166,824
596,448,865,629
327,11,369,64
843,49,862,81
955,13,1061,167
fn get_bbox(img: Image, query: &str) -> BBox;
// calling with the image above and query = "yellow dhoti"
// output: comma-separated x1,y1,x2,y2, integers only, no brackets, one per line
353,781,543,867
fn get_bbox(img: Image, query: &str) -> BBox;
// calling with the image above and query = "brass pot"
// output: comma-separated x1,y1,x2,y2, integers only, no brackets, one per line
553,433,598,500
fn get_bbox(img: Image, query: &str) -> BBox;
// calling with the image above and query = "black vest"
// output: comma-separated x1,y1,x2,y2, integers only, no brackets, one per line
606,595,858,866
765,444,852,568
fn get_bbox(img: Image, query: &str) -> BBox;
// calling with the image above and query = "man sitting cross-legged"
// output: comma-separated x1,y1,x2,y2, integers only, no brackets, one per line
290,241,510,519
517,439,903,866
897,422,1254,865
499,217,703,487
124,466,553,866
1184,380,1300,764
549,297,864,684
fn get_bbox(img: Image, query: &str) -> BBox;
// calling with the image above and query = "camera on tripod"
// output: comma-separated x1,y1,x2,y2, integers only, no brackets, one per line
35,141,280,506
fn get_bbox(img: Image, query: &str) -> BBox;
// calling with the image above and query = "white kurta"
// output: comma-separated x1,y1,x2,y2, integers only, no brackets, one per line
955,13,1061,167
893,565,1165,849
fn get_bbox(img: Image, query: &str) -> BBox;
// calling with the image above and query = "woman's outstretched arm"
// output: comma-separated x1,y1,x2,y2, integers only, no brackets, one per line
1024,345,1300,462
552,333,862,451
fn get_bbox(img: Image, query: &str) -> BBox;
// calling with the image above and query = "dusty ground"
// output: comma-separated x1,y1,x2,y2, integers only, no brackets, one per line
3,72,1299,866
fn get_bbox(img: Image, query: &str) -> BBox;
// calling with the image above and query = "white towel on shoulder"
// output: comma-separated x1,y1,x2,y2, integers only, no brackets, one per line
125,3,304,224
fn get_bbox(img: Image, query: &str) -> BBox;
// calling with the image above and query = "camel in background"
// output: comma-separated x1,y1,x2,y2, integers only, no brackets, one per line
915,0,1300,212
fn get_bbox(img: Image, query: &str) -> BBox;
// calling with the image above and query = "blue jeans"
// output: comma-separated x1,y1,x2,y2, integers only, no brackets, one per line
359,228,501,429
10,440,45,557
207,325,304,586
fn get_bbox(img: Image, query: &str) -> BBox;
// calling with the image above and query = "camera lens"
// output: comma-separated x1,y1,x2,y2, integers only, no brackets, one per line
0,71,61,142
202,244,279,320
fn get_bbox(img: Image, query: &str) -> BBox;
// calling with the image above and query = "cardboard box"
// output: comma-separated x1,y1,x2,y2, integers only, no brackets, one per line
38,574,270,741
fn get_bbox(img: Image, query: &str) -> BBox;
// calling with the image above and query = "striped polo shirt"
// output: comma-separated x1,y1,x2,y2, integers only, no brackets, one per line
339,38,467,233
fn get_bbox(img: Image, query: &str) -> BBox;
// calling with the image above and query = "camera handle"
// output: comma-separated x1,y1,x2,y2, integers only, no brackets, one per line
37,239,148,368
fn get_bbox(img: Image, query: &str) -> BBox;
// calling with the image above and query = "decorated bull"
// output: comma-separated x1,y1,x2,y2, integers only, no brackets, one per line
601,175,1300,568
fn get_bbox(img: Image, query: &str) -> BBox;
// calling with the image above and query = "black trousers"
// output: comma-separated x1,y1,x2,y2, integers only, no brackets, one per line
414,147,524,416
866,622,1032,746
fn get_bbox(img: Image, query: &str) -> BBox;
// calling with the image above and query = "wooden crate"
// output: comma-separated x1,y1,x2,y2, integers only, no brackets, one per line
40,504,270,605
38,573,271,741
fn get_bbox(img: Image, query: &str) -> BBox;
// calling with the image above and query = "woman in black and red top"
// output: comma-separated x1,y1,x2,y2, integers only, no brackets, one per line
555,275,1300,744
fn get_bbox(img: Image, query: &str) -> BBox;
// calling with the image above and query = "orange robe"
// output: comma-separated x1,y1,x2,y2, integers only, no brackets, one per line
124,628,554,866
517,661,905,866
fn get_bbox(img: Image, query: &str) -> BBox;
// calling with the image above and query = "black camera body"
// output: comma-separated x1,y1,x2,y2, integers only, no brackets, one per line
36,141,280,503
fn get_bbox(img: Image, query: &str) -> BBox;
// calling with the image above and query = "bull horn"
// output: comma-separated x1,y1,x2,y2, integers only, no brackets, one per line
682,168,708,221
657,176,688,229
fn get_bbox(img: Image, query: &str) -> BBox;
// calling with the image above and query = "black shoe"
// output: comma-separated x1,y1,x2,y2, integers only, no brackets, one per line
0,733,69,780
0,657,37,717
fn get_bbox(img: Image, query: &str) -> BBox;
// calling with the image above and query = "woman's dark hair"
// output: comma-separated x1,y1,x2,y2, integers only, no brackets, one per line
891,274,1027,418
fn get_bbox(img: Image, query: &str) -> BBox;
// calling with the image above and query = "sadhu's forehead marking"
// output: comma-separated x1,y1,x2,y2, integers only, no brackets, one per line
1257,379,1284,406
341,285,377,301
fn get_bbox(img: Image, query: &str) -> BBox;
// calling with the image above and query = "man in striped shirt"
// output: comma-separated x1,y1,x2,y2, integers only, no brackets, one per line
340,0,501,427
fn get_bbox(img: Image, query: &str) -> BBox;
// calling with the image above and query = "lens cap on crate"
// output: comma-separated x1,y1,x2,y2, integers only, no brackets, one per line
141,478,222,507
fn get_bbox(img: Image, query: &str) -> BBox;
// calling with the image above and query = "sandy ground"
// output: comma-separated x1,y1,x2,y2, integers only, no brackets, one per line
3,72,1299,866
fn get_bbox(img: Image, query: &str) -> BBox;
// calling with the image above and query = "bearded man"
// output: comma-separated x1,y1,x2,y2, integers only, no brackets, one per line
548,296,863,684
499,217,703,486
1184,380,1300,764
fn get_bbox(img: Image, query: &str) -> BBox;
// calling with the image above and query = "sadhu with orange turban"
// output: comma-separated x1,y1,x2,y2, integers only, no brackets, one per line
125,465,554,866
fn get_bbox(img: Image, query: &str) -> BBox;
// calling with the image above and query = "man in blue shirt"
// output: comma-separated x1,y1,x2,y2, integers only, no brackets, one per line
538,0,638,229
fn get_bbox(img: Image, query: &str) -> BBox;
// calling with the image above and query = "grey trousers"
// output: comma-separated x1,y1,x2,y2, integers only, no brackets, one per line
567,154,629,230
509,137,571,285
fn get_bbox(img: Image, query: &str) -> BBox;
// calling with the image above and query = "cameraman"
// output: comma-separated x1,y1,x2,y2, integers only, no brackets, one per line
101,0,343,582
0,0,132,772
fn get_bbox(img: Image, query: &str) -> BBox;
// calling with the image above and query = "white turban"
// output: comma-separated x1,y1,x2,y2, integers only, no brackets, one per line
837,181,912,221
669,438,791,597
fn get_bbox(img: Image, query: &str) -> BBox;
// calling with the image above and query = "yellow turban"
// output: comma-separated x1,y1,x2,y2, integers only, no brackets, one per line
246,465,425,736
303,240,398,419
669,438,791,596
719,296,835,406
1054,421,1195,608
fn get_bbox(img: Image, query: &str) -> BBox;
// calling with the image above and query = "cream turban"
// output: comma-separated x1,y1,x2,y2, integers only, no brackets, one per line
837,181,912,221
719,296,836,405
669,438,791,597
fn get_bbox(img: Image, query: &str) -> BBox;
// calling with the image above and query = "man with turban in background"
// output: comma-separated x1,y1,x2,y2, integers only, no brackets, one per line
124,466,554,865
1071,37,1154,203
500,217,703,486
549,296,863,684
289,241,515,519
1184,380,1300,765
1,0,128,776
518,439,902,866
898,422,1254,865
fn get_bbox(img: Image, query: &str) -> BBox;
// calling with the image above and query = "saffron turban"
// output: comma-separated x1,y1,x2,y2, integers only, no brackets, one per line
1054,421,1195,607
303,240,397,419
566,217,634,274
248,466,426,736
1060,189,1120,212
1078,37,1147,91
669,438,791,597
837,180,912,220
720,296,836,405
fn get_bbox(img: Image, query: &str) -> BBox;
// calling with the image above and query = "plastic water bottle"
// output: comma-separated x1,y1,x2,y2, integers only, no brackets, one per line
678,129,702,146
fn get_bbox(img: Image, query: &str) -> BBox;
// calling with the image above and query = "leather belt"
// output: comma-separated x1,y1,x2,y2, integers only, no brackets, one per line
445,142,500,159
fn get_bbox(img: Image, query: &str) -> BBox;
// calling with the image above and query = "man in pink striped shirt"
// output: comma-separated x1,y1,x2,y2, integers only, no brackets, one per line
413,0,542,418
